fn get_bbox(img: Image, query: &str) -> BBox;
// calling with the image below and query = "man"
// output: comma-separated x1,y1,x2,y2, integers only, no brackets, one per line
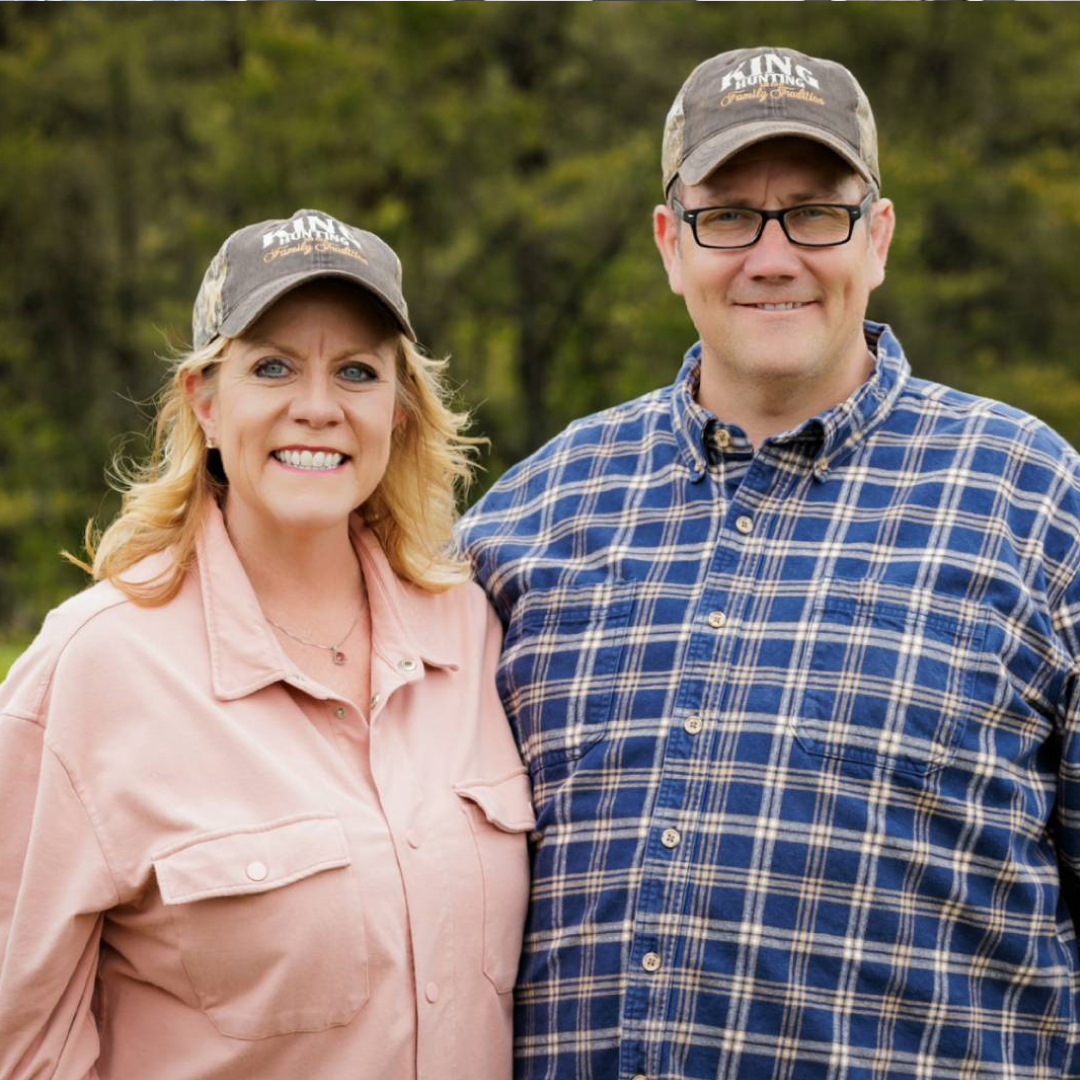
459,46,1080,1080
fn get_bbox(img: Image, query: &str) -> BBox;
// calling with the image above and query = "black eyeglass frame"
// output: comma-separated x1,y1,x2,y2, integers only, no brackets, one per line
670,190,877,250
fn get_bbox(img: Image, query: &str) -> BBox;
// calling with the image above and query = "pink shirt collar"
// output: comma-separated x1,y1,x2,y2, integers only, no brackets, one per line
195,505,459,702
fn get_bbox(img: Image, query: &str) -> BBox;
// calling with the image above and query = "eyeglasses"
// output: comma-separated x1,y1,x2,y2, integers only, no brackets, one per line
671,190,877,250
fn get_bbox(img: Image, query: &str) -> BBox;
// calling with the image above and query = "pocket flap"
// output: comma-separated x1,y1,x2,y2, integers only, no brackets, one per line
454,769,536,833
154,814,350,905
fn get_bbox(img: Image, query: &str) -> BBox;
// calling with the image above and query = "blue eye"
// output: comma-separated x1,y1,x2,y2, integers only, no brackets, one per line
339,363,378,384
253,357,291,379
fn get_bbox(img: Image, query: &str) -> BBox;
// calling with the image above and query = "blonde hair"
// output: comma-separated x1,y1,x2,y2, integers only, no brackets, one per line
77,326,481,605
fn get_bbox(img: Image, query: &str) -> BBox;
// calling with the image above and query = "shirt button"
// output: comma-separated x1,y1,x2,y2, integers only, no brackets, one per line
735,515,754,535
398,658,418,672
245,861,268,882
714,429,732,450
707,610,727,629
406,829,422,849
425,981,440,1003
370,693,382,709
333,706,346,719
660,828,681,849
684,715,704,735
642,952,662,973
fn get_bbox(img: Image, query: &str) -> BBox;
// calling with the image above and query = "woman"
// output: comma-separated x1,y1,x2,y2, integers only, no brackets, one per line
0,209,534,1079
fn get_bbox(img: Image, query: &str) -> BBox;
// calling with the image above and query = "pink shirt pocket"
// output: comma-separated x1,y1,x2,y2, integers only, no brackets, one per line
454,769,536,994
154,813,368,1040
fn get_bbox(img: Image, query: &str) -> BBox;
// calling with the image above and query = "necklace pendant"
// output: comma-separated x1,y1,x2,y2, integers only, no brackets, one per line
333,650,346,666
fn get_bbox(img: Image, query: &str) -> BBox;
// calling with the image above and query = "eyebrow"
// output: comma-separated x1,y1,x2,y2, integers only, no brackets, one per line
696,186,851,205
242,337,391,363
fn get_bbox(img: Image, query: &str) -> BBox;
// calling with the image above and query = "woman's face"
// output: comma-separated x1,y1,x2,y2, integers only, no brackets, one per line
188,280,401,547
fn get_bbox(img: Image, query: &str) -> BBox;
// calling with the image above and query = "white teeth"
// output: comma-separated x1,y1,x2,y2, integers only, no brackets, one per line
757,302,803,311
274,450,344,470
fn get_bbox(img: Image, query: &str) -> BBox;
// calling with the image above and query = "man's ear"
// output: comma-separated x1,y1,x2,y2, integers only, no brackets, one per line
653,204,685,297
867,197,896,292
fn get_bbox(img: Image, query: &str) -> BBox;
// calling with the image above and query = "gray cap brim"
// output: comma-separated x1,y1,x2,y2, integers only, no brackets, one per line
217,268,417,343
677,120,876,190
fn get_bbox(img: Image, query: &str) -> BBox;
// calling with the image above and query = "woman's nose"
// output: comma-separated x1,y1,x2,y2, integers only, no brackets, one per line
288,376,344,427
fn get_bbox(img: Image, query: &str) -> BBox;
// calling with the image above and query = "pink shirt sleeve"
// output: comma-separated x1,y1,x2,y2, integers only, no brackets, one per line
0,711,116,1080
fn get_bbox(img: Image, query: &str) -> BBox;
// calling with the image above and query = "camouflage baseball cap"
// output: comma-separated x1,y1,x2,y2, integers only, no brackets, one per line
191,208,416,348
662,47,880,194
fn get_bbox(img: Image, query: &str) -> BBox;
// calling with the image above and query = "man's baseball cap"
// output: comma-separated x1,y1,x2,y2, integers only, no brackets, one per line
192,208,416,348
662,46,879,194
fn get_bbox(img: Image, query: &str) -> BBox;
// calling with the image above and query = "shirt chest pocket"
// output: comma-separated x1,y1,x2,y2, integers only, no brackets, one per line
455,770,537,994
498,581,635,774
154,814,368,1040
790,589,988,777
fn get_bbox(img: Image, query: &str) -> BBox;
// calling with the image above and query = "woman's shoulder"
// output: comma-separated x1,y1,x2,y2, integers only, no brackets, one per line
406,576,493,625
1,555,194,721
390,576,500,667
1,579,130,720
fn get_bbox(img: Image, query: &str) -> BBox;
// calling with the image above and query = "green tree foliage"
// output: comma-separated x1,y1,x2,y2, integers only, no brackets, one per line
2,2,1079,637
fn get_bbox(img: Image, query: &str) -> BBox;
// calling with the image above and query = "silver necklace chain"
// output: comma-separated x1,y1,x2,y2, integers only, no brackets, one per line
267,605,363,666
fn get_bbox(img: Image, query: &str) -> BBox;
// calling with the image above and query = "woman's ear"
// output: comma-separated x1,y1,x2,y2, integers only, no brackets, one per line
184,369,217,447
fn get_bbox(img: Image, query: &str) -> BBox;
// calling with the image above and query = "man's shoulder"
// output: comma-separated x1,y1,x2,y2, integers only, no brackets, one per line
900,374,1080,471
485,384,674,491
457,383,677,558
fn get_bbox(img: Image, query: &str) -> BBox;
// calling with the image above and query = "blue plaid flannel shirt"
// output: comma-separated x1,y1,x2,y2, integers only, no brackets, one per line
459,324,1080,1080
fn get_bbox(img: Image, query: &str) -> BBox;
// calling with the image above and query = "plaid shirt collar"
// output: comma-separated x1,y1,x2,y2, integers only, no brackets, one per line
671,321,911,480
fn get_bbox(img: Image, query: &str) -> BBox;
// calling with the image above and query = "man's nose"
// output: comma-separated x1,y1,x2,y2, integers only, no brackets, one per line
741,217,801,277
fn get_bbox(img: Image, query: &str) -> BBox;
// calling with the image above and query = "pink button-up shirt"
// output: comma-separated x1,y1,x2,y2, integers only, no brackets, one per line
0,508,534,1080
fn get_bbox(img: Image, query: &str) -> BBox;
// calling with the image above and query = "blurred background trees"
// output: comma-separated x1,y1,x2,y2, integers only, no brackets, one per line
2,1,1080,640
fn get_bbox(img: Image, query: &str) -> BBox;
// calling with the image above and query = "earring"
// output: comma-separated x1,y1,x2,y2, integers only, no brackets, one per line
206,436,216,450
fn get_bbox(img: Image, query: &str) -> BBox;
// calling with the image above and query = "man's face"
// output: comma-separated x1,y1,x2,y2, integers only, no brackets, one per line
654,138,894,408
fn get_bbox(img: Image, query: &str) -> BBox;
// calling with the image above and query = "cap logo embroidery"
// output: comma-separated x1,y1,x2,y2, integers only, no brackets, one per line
721,83,826,110
719,53,821,93
260,214,370,267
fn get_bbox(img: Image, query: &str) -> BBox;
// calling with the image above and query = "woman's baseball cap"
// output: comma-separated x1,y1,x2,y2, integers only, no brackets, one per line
192,208,416,348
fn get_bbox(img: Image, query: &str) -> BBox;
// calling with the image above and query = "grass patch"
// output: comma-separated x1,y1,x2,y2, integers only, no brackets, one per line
0,643,28,680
